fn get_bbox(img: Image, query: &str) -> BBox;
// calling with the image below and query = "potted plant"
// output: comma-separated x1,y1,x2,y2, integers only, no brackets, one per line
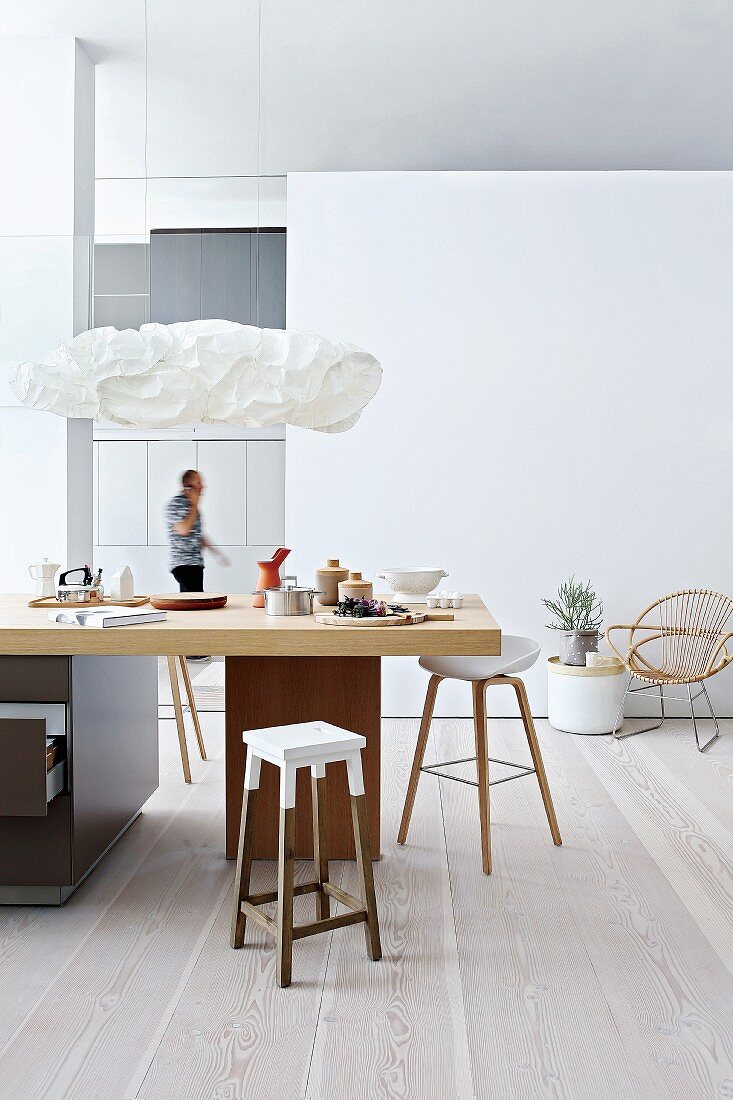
542,576,603,666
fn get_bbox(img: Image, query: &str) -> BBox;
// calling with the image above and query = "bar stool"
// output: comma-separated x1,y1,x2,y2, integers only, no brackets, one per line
398,636,562,874
166,656,207,783
230,721,382,987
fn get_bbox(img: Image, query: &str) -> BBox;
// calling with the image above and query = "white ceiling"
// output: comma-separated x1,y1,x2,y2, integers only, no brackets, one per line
1,0,732,178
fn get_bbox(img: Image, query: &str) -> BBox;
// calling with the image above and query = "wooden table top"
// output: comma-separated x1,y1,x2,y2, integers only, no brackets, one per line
0,595,501,657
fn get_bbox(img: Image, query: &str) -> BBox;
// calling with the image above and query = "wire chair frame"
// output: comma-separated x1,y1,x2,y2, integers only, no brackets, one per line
606,589,733,752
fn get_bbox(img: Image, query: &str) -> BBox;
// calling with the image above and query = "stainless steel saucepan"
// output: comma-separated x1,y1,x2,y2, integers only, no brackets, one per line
258,575,323,616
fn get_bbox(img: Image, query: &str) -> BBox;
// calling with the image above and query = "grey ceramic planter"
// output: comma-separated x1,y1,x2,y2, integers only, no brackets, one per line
558,629,600,666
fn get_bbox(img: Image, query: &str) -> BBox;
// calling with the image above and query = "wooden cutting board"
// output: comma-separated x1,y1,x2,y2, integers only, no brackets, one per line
150,593,228,611
314,611,453,627
29,595,149,609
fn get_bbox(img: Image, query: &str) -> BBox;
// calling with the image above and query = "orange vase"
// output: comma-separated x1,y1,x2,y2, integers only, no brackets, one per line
252,547,291,607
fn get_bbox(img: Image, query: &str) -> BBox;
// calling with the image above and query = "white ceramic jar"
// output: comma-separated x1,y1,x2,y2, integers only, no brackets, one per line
547,656,627,735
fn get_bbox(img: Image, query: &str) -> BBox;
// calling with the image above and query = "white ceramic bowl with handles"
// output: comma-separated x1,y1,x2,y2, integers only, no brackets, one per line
377,568,449,603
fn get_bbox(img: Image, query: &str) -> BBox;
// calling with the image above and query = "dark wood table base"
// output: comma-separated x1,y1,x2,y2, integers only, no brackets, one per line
225,656,381,859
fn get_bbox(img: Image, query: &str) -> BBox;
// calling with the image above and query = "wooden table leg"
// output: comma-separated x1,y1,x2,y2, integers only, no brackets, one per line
225,656,381,860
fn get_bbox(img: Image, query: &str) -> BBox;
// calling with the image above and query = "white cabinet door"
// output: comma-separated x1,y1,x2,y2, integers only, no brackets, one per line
197,441,247,546
97,441,148,546
247,441,285,546
147,441,197,546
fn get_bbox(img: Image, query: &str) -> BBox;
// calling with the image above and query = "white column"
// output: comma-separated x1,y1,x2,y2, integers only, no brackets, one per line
0,38,94,592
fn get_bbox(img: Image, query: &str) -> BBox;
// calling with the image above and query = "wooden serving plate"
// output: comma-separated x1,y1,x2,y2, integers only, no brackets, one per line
29,595,150,609
314,610,453,627
150,592,228,611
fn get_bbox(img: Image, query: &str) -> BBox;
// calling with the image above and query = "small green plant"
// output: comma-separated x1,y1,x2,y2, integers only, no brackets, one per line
542,576,603,631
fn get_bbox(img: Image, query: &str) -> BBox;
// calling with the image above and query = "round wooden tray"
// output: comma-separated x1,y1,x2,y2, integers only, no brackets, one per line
149,593,228,611
315,613,411,628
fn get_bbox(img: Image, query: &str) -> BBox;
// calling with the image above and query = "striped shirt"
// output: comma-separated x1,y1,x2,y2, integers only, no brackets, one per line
166,491,204,569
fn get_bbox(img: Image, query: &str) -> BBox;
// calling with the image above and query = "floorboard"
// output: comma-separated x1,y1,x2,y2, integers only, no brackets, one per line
577,731,733,975
137,862,346,1100
0,718,229,1100
435,717,645,1100
0,712,730,1100
306,719,474,1100
0,717,200,1052
499,719,733,1100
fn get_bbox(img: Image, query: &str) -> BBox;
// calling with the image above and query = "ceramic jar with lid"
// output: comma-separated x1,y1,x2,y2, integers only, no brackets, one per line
315,559,350,605
338,571,373,601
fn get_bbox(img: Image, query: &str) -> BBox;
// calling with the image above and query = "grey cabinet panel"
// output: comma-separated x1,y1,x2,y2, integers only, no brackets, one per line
150,229,285,328
150,232,202,324
201,232,252,324
0,795,72,887
94,243,148,295
93,295,147,330
70,656,158,882
252,231,286,328
0,657,70,702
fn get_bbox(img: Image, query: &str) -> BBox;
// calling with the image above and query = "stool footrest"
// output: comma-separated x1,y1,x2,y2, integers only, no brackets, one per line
292,909,368,941
421,755,535,787
322,881,365,912
240,901,277,935
246,881,320,907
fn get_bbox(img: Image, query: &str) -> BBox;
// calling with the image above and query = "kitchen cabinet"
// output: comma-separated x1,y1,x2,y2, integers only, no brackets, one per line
147,440,197,545
149,228,286,328
201,231,252,325
97,441,148,545
251,231,287,328
149,232,202,325
0,654,158,904
246,441,285,545
197,440,247,545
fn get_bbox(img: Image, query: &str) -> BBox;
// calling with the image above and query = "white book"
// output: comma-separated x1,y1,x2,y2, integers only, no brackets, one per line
48,607,167,628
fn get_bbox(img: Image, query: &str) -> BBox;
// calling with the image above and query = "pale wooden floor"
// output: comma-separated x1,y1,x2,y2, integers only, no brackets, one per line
0,709,732,1100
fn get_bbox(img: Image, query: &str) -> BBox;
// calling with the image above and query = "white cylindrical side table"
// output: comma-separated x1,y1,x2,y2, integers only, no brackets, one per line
547,657,627,735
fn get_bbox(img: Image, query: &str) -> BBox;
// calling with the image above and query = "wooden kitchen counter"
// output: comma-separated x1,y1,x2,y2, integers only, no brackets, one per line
0,595,500,865
0,594,500,657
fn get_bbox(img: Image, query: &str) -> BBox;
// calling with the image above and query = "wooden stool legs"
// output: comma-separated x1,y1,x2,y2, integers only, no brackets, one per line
508,676,562,847
167,656,191,784
178,656,207,760
230,771,259,949
351,791,382,961
230,750,381,987
397,674,442,845
167,656,207,784
398,674,561,874
472,680,492,874
312,771,330,920
276,806,295,987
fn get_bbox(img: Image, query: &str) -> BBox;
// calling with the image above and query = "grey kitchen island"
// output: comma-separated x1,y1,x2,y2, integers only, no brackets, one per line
0,655,158,904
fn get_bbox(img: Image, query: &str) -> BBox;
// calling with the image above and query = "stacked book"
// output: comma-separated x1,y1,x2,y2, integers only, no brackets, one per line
48,607,167,628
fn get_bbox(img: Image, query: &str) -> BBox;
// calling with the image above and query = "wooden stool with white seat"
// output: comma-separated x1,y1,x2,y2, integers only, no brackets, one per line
230,720,382,988
398,635,562,874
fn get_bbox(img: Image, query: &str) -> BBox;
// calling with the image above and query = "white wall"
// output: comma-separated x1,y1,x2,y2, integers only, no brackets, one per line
0,38,93,593
286,171,733,717
6,1,733,233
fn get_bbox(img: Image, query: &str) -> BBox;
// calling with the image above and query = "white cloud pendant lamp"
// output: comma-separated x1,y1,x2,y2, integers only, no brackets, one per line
10,319,382,433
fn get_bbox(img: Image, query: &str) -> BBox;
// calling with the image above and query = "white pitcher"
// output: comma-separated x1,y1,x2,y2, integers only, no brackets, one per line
28,558,60,598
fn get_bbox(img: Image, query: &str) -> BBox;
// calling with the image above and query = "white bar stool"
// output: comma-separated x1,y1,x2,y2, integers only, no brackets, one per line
230,720,382,988
398,636,562,874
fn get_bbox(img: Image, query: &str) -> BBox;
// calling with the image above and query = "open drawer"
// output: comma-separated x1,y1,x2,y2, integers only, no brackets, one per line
0,706,68,817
